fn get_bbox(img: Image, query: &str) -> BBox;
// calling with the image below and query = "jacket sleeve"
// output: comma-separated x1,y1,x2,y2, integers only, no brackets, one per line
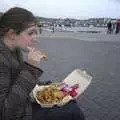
0,54,43,119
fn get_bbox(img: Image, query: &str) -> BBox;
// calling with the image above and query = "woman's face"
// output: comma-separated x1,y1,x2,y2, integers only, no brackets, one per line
16,24,37,52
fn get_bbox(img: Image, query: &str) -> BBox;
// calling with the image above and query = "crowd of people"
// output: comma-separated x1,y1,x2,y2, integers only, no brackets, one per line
107,20,120,34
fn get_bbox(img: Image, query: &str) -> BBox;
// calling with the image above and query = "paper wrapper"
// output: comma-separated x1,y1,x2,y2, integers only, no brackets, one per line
63,69,92,99
30,69,92,108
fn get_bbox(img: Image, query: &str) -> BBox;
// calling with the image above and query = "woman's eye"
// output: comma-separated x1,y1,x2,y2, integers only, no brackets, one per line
28,32,33,35
28,31,37,35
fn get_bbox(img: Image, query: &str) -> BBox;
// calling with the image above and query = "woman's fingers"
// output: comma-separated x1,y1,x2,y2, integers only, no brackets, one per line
28,50,47,62
28,48,36,60
27,46,48,62
37,51,48,60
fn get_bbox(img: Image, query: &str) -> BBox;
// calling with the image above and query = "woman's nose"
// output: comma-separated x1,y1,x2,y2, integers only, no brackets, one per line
32,34,37,42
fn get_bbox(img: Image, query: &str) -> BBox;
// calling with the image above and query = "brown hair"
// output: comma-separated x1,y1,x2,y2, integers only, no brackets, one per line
0,7,37,37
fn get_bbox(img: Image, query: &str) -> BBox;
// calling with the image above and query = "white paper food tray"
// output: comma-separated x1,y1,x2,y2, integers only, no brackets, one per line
31,69,92,107
63,69,92,98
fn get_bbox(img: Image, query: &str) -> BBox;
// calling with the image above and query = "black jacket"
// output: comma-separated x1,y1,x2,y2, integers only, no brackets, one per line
0,38,43,120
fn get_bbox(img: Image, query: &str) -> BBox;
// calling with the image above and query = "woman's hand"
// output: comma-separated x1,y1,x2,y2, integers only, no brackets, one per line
26,46,48,68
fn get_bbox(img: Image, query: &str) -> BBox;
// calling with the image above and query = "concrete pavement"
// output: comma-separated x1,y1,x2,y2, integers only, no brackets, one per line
37,32,120,120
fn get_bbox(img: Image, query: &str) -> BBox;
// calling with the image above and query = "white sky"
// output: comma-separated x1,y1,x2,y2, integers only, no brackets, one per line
0,0,120,19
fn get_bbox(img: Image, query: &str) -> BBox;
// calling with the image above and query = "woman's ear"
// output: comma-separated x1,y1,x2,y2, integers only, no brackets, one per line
6,29,17,41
